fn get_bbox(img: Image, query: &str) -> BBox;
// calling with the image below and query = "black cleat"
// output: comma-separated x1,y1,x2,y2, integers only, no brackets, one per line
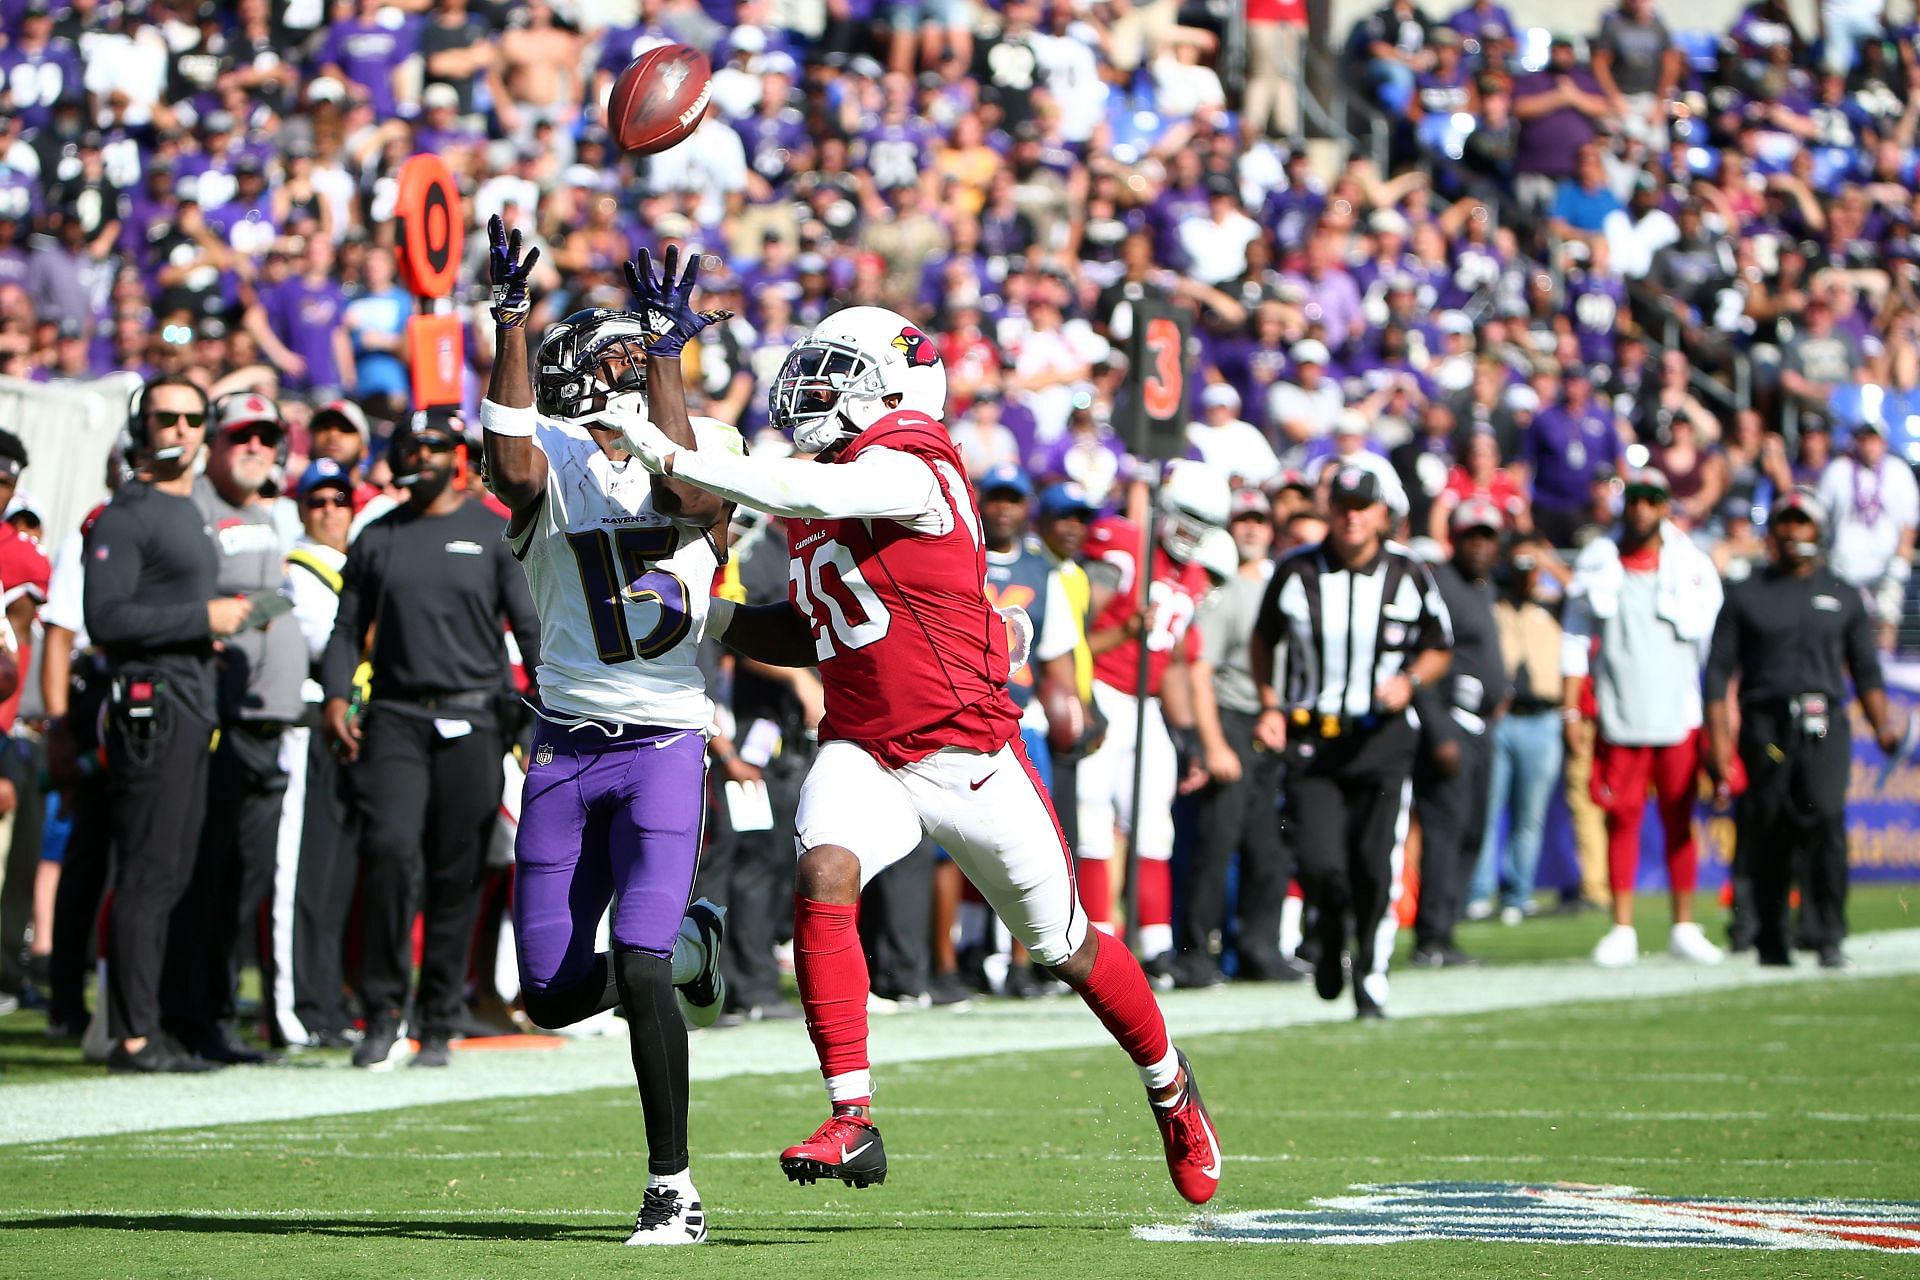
107,1038,224,1074
411,1034,452,1068
780,1110,888,1188
1315,949,1349,1001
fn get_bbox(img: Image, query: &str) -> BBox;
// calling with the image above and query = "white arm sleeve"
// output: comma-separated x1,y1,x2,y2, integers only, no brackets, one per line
1560,595,1592,679
288,567,340,663
671,445,946,529
1035,570,1078,663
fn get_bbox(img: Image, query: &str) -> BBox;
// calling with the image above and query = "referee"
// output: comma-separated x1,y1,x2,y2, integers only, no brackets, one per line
1251,467,1453,1019
321,412,540,1069
84,374,251,1072
1705,488,1905,970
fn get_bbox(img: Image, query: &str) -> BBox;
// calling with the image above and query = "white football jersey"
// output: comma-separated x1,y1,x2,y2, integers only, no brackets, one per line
509,416,737,729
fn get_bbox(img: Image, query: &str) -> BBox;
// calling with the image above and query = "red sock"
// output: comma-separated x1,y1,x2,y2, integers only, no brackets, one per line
1070,929,1171,1070
1076,857,1113,927
1137,859,1172,928
793,896,870,1100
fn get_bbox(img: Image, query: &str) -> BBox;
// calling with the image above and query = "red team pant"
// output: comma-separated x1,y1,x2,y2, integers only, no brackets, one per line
1590,733,1701,898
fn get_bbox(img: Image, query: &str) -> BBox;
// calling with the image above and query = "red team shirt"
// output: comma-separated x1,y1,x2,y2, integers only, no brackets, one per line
1086,516,1206,698
0,529,50,732
787,412,1022,769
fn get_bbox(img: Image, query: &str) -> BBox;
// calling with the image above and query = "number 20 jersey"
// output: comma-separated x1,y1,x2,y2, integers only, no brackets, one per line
787,411,1022,769
508,416,733,730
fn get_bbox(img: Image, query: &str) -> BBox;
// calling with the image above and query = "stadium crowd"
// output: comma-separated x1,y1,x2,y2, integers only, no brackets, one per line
0,0,1914,1061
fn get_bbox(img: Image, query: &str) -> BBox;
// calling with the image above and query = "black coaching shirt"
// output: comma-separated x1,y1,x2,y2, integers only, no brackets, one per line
1254,541,1454,718
320,498,541,707
1704,564,1883,709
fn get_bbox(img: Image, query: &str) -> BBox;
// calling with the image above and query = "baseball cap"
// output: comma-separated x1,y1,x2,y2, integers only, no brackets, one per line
1504,385,1541,413
310,399,369,437
423,82,460,111
977,464,1032,499
213,391,282,435
1201,383,1241,410
1451,496,1504,534
1852,417,1884,435
1291,339,1330,366
1205,173,1238,199
1329,465,1384,508
1772,486,1827,530
1268,467,1313,495
1369,209,1409,237
1624,468,1672,502
1038,481,1098,519
297,457,355,498
1437,310,1474,336
1230,488,1272,520
1334,409,1370,437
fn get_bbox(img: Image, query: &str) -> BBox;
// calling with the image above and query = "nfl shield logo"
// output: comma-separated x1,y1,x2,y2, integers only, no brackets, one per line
534,744,553,767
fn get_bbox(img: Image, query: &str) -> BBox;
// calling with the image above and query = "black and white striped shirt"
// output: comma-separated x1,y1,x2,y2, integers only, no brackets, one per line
1254,542,1454,719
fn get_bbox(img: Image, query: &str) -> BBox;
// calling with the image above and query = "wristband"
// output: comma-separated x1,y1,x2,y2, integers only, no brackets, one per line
706,596,735,641
480,398,537,439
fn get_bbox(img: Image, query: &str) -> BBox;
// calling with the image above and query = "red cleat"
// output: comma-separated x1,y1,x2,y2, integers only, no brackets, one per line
1153,1050,1222,1204
780,1109,888,1188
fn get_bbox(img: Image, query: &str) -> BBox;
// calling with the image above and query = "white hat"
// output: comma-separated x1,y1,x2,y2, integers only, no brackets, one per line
1291,338,1330,366
562,164,602,190
1370,209,1409,237
1438,310,1474,335
422,82,460,110
1201,383,1241,410
1504,385,1541,413
1335,409,1370,436
729,25,767,53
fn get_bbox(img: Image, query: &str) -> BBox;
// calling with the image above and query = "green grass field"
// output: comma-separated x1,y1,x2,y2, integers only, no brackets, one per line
4,886,1918,1278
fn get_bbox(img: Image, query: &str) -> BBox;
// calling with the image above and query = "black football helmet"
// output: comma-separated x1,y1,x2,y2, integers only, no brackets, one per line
536,308,656,423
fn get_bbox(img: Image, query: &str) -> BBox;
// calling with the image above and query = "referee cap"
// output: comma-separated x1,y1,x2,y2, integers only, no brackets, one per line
1330,465,1384,508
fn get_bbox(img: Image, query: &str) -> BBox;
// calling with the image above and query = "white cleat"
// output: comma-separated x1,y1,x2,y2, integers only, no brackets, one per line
1667,922,1725,965
624,1185,707,1246
1592,924,1639,968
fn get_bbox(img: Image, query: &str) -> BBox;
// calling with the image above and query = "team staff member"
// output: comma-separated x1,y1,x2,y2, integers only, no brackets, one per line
163,392,309,1065
321,412,541,1070
1410,499,1506,968
1251,466,1453,1019
84,374,252,1073
1706,489,1906,970
1179,488,1297,987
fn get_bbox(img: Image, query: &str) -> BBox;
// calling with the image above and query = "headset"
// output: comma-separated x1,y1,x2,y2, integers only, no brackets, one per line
126,375,211,466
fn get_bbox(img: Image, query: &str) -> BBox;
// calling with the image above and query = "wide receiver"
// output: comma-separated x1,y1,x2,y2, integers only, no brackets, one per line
617,281,1223,1206
478,220,732,1245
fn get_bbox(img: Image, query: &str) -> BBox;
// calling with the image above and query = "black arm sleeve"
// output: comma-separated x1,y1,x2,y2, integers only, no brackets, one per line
1704,589,1740,704
82,506,209,648
721,601,819,669
1842,589,1886,697
498,537,542,679
320,532,375,702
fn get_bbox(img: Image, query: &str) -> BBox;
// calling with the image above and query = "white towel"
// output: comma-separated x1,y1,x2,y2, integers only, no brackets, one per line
1568,521,1722,648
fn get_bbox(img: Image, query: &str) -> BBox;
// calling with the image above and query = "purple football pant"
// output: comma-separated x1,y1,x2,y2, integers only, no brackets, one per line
513,717,707,999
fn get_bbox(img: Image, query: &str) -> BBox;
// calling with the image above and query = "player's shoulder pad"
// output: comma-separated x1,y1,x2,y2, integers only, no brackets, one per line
852,411,952,459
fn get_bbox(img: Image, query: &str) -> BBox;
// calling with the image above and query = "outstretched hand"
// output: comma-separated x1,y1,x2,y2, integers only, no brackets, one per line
625,244,734,358
488,215,540,329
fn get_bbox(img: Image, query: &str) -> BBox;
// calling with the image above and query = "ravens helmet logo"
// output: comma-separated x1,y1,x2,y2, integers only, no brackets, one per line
891,326,942,368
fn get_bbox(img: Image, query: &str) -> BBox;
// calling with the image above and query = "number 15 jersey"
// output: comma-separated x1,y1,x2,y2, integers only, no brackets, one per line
509,416,735,730
787,412,1022,768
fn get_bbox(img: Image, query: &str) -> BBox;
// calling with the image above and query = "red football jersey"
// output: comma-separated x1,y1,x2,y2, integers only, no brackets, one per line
1086,516,1205,698
0,531,50,732
787,412,1021,768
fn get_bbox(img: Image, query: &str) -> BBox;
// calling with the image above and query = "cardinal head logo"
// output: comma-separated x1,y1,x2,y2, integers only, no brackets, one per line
892,326,942,368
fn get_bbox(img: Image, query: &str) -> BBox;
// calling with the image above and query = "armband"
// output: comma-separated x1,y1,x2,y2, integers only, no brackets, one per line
480,398,537,439
706,596,735,641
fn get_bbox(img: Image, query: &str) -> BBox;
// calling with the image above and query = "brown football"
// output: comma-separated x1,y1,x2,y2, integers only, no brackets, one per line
607,43,713,155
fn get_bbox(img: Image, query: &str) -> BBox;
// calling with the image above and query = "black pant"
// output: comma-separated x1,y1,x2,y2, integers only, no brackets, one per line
0,737,44,991
48,771,111,1024
105,702,213,1041
292,726,360,1038
695,739,809,1010
1284,717,1417,1011
161,722,287,1046
1180,707,1290,976
352,704,502,1039
1734,705,1850,961
862,839,933,999
1413,725,1493,952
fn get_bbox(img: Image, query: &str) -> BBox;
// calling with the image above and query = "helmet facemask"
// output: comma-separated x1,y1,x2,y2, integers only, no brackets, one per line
537,312,655,428
770,335,892,453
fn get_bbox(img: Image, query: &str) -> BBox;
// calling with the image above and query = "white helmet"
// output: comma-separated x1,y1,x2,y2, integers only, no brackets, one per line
1157,459,1231,563
770,305,947,453
1192,526,1238,583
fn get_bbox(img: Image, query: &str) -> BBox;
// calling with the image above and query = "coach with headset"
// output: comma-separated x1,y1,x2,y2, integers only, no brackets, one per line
321,410,540,1070
1706,488,1906,970
82,375,254,1073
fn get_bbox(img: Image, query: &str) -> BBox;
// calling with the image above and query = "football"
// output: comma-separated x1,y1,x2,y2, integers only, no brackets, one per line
607,43,713,155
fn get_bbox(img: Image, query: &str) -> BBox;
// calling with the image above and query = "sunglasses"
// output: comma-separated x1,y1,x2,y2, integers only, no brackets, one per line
304,491,352,510
149,410,206,429
1624,487,1669,504
225,425,281,448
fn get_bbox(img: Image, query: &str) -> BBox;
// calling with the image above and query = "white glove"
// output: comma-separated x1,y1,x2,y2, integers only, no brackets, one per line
605,409,678,473
999,604,1034,675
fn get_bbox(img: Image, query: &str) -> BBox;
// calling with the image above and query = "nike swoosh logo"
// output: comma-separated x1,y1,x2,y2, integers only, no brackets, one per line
653,732,693,750
839,1141,873,1162
1199,1111,1222,1180
969,772,996,791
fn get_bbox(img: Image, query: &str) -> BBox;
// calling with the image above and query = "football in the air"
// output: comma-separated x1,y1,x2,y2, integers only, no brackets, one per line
608,43,713,155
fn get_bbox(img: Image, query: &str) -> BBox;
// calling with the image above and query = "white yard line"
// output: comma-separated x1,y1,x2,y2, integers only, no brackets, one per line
5,929,1918,1149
